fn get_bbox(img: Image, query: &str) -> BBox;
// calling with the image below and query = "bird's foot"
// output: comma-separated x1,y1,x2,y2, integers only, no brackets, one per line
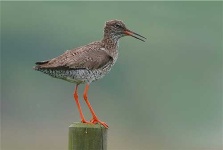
81,119,93,125
90,118,109,128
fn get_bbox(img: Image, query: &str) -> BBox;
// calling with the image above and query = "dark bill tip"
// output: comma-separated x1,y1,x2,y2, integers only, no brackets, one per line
124,29,146,42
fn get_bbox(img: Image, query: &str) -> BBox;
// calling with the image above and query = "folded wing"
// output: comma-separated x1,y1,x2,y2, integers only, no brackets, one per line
34,43,113,71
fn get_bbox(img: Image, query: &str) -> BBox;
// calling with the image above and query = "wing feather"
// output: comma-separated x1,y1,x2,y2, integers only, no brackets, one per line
34,42,113,70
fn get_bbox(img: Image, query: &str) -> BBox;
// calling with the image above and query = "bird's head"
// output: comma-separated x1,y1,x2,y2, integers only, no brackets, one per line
104,20,146,42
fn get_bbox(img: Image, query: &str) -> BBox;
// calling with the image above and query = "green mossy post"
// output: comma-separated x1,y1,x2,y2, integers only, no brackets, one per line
69,122,107,150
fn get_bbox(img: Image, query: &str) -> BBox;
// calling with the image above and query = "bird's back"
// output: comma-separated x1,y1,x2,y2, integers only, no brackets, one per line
34,41,115,84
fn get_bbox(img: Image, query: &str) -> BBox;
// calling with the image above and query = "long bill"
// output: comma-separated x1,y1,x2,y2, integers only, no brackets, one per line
124,29,147,42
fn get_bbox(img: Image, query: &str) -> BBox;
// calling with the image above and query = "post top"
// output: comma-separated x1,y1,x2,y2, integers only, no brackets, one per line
69,122,107,129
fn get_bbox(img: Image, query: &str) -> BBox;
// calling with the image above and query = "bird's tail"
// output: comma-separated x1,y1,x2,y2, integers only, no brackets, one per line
33,60,49,70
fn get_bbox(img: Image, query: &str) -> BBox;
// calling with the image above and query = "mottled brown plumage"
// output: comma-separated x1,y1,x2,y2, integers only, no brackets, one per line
34,20,146,128
35,42,111,70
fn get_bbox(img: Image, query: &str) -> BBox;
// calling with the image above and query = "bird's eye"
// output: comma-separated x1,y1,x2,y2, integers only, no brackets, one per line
115,24,121,28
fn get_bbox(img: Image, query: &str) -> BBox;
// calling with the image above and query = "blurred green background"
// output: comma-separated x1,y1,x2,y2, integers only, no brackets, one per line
1,1,222,150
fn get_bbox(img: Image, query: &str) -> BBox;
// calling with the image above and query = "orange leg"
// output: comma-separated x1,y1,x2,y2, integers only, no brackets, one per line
83,84,108,128
73,84,91,124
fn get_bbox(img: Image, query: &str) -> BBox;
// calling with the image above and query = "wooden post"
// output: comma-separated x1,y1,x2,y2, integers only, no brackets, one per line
69,122,107,150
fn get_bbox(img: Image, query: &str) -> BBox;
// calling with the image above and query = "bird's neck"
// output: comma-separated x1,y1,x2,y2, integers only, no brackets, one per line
102,35,119,59
102,32,120,47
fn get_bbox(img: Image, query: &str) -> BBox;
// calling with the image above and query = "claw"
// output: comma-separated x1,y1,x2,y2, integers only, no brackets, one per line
90,118,109,128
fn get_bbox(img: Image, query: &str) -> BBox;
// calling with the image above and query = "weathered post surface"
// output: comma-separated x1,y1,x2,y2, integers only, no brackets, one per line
69,122,107,150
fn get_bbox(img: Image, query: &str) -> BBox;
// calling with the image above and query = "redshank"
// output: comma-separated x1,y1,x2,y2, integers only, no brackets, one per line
34,20,146,128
